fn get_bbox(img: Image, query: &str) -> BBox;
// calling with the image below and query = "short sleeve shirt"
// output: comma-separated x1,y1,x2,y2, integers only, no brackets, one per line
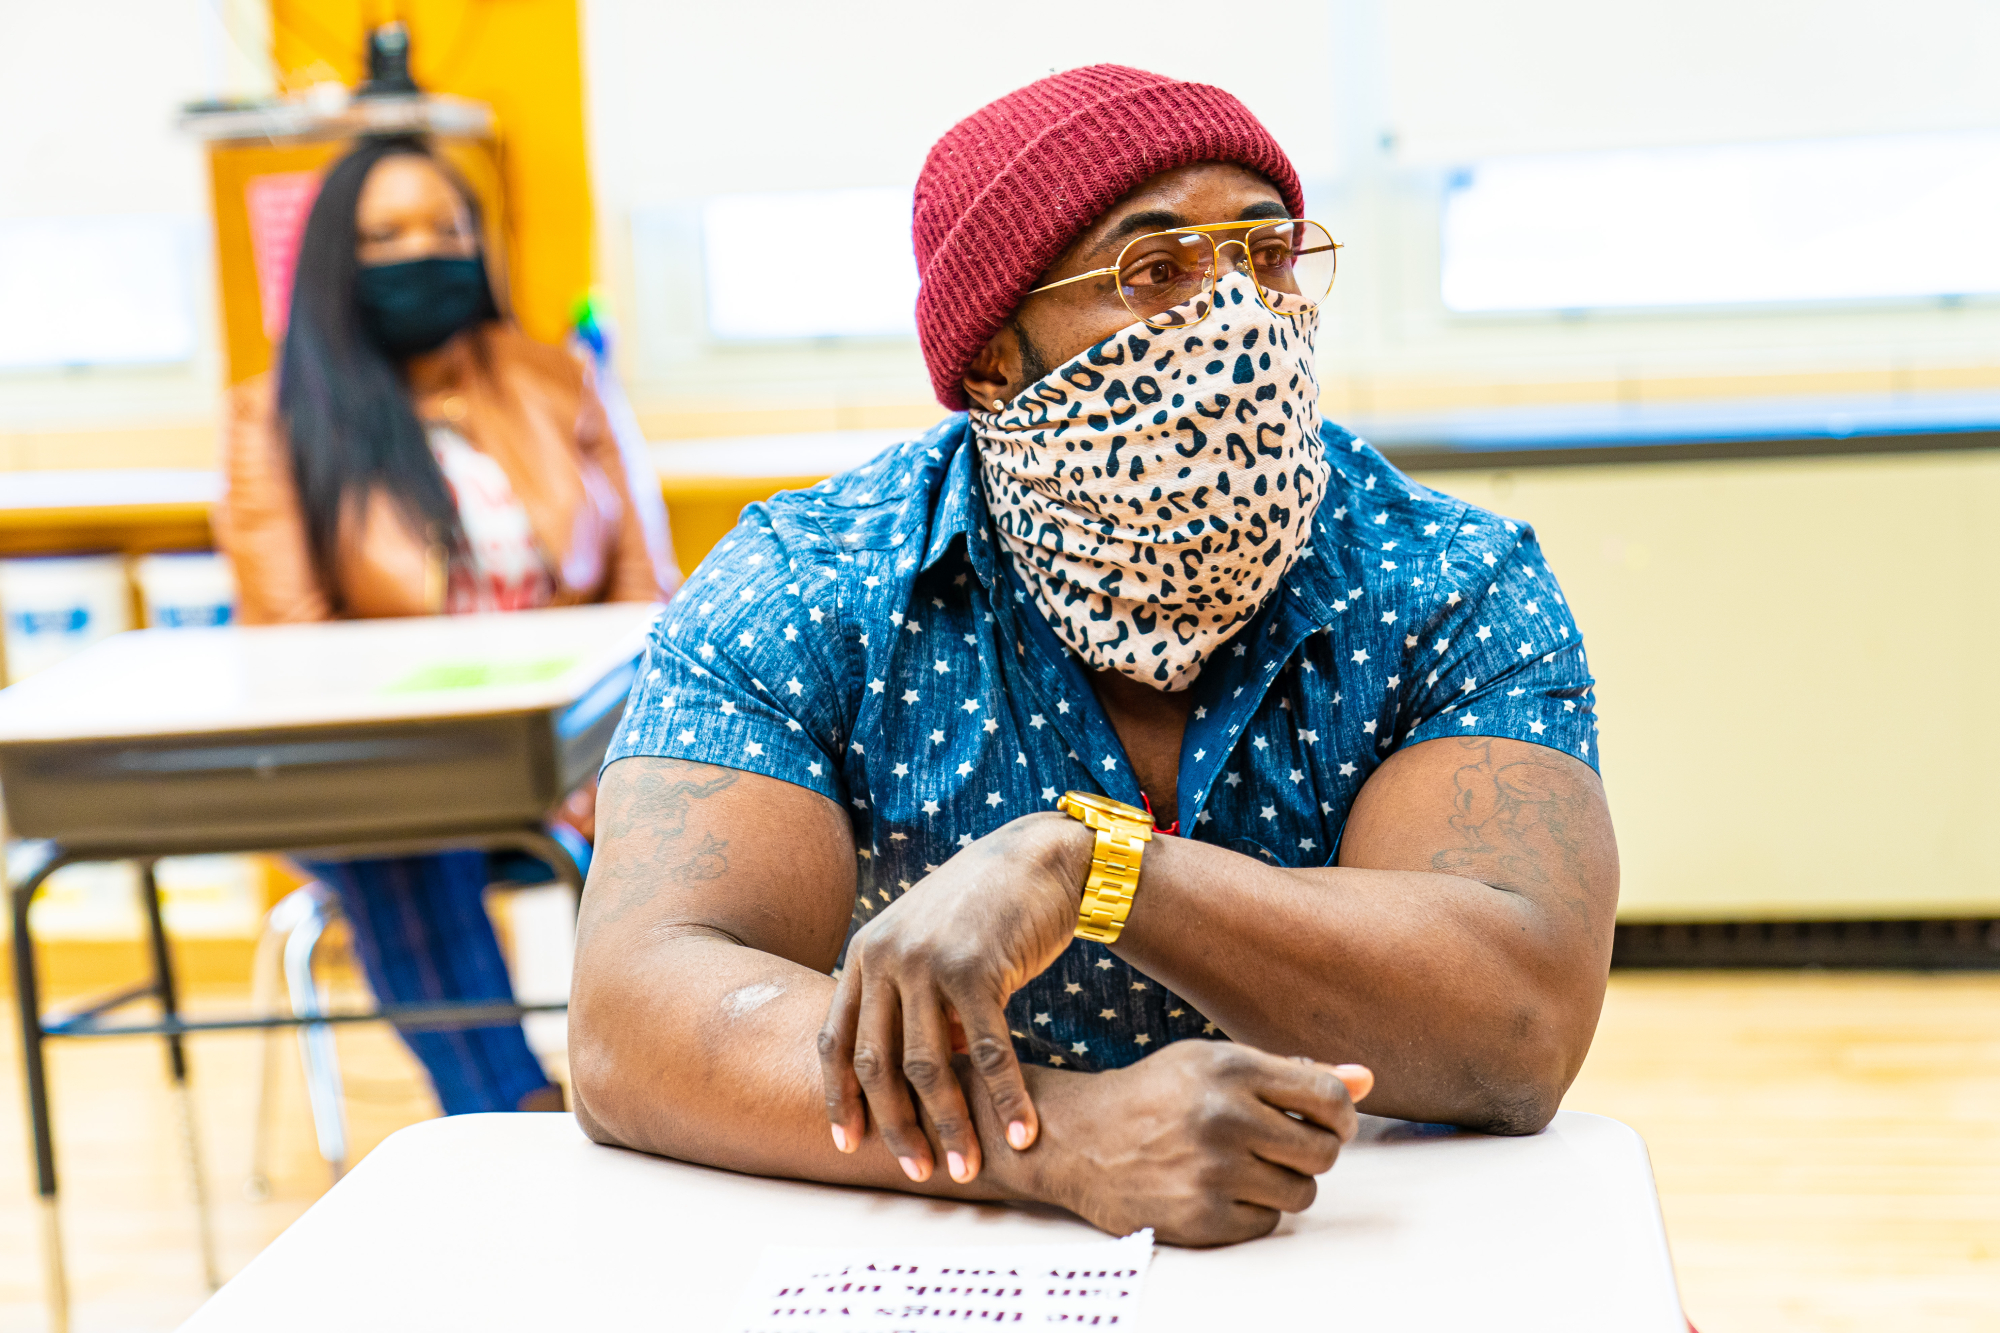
604,417,1601,1072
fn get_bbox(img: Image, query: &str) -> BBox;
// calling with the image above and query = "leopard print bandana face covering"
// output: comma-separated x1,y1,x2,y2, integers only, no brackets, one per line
972,271,1330,692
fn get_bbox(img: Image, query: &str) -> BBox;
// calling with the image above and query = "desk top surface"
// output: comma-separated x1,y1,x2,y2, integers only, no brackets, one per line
0,602,660,743
186,1111,1683,1333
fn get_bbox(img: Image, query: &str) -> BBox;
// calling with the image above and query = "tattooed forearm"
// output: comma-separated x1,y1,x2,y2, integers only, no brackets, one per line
1430,738,1596,917
581,760,741,942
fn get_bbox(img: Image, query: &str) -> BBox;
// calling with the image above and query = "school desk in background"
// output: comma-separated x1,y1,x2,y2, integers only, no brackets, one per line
0,600,656,1332
0,506,258,961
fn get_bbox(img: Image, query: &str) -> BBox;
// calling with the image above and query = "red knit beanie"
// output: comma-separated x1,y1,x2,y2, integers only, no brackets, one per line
913,65,1303,409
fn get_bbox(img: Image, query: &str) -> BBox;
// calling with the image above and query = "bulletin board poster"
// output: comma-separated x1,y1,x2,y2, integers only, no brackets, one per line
245,171,322,341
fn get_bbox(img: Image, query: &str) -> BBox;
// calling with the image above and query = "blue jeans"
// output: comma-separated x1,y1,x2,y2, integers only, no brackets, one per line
298,850,554,1116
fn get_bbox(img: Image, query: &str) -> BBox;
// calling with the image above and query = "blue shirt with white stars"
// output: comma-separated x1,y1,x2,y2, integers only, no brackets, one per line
604,415,1600,1073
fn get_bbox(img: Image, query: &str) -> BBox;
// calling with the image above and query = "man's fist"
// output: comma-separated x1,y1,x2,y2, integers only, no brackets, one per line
1018,1042,1371,1246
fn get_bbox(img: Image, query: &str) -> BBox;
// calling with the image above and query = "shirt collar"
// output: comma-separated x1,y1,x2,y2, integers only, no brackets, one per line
919,415,998,588
1275,501,1348,629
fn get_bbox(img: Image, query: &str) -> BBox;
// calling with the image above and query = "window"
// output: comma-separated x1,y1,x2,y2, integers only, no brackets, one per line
0,216,199,368
701,187,918,341
1439,130,2000,313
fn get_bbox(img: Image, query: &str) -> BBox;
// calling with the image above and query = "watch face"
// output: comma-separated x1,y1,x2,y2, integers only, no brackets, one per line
1062,790,1151,824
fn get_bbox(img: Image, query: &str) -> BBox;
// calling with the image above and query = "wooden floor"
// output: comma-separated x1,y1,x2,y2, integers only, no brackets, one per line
1,970,1996,1332
1567,973,2000,1333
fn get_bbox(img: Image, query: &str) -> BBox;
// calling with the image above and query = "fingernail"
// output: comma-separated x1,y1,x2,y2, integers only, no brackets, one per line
831,1124,848,1152
947,1151,970,1183
1007,1121,1031,1150
1332,1063,1376,1097
899,1156,926,1182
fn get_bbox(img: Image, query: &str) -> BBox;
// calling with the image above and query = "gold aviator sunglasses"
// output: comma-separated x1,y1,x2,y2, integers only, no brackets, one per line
1028,218,1341,332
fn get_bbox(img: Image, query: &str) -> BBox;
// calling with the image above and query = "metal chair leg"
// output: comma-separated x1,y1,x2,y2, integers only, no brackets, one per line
138,860,220,1292
280,884,349,1182
245,884,321,1200
11,841,70,1333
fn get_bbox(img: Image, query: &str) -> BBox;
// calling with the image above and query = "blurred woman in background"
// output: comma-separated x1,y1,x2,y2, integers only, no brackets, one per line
215,134,674,1114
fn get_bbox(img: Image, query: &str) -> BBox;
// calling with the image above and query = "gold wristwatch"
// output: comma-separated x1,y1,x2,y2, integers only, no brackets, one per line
1057,791,1154,944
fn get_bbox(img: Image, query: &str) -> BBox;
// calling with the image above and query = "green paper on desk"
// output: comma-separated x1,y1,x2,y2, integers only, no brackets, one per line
383,657,578,693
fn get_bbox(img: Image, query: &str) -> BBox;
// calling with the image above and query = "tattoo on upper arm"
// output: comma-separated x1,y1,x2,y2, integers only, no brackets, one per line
580,760,741,942
1429,738,1596,914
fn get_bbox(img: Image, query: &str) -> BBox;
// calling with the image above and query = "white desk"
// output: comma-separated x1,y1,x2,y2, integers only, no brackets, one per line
186,1111,1685,1332
0,600,657,741
0,602,658,851
2,603,660,1333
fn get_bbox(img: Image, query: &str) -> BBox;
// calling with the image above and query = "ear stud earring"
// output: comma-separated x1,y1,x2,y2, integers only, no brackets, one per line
992,399,1004,410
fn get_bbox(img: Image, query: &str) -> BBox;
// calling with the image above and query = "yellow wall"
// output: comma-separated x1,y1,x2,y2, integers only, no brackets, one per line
268,0,593,348
1418,450,2000,921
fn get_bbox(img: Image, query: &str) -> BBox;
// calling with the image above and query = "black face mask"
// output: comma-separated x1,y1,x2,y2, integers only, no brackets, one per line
355,256,496,358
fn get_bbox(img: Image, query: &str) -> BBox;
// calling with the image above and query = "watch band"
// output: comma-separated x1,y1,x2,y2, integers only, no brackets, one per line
1057,790,1154,944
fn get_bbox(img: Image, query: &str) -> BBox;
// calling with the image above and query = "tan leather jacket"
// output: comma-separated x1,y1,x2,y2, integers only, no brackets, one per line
216,322,669,622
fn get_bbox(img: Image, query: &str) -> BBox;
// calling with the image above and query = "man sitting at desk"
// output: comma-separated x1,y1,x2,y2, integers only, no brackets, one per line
571,66,1617,1246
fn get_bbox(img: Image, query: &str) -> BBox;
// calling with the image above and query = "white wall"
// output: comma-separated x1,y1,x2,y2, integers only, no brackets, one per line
1379,0,2000,163
583,0,1344,413
1340,0,2000,414
584,3,1340,210
0,0,227,434
584,0,2000,423
5,1,1996,439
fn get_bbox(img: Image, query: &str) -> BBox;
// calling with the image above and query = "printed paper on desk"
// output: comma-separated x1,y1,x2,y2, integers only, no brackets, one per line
736,1228,1155,1331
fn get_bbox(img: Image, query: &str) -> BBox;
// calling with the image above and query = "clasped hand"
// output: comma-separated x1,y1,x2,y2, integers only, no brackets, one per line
817,811,1372,1245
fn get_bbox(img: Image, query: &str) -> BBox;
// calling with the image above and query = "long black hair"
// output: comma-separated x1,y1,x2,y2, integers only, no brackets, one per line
275,136,498,600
